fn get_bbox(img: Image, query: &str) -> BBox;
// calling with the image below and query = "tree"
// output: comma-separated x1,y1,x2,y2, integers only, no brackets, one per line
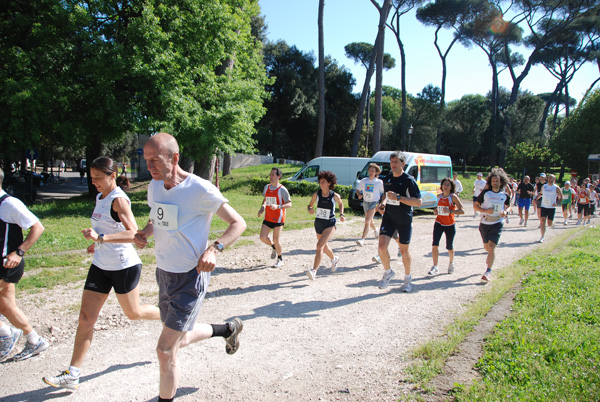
315,0,326,158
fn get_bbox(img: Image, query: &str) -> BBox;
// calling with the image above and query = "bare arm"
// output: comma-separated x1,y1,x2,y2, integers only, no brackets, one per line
82,198,138,243
307,192,318,214
334,193,345,222
4,221,44,268
451,194,465,215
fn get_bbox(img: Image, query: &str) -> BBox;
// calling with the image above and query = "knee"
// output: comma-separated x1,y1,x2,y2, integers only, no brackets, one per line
259,234,270,244
156,343,176,363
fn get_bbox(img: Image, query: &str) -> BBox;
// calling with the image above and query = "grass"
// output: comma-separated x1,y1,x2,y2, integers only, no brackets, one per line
406,227,600,401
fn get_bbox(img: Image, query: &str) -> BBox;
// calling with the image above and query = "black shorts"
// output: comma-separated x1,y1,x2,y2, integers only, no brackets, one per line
540,207,556,221
314,218,336,234
380,217,413,244
432,222,456,250
84,263,142,294
0,258,25,284
479,222,503,245
262,220,284,229
578,203,590,216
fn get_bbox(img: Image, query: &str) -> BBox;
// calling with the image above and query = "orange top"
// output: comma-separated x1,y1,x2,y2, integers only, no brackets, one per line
264,184,286,223
435,194,456,226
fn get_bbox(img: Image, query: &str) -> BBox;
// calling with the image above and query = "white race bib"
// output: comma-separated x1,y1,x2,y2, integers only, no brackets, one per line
316,208,330,220
363,191,375,202
150,203,179,231
542,196,553,207
437,206,449,216
387,199,400,206
491,203,502,216
265,196,276,206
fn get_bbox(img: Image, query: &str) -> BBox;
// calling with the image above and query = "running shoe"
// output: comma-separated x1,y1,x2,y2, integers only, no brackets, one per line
355,239,365,247
272,259,284,268
306,269,317,281
576,219,582,226
378,269,395,289
539,237,545,243
270,247,277,259
330,256,340,272
524,220,528,227
519,218,524,225
564,219,568,225
448,262,455,274
43,370,79,390
373,228,379,239
481,269,492,282
400,275,413,293
0,327,22,362
12,337,49,361
428,266,439,275
372,255,381,264
225,318,243,355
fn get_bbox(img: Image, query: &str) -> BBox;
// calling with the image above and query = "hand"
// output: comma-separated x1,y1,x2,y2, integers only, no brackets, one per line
357,192,363,200
433,208,438,216
487,208,495,214
196,246,217,273
3,252,21,269
257,206,264,217
308,207,314,215
87,243,95,254
269,204,279,210
386,191,399,201
340,215,345,222
134,230,149,249
376,203,386,213
500,210,507,217
81,228,99,242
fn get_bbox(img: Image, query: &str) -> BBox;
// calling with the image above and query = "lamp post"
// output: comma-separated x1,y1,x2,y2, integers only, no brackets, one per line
407,125,414,151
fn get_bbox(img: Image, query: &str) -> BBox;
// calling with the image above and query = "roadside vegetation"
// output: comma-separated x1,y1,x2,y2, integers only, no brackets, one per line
406,228,600,401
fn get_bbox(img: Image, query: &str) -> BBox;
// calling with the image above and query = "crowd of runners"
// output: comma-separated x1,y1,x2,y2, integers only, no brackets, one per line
1,145,599,401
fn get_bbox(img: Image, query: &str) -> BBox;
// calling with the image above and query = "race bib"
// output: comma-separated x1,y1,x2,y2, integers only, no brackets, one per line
265,196,276,206
363,191,375,202
491,203,502,216
437,206,449,216
542,196,553,207
387,199,400,206
150,203,179,231
316,208,330,220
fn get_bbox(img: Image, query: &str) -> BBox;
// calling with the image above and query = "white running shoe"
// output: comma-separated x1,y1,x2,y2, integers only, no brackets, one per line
43,370,79,390
524,220,528,227
0,327,22,362
306,269,317,281
539,237,545,243
272,259,284,268
428,266,439,275
356,239,365,247
481,269,492,282
331,256,340,272
378,269,395,289
372,255,381,264
448,262,455,274
400,275,412,293
13,337,49,361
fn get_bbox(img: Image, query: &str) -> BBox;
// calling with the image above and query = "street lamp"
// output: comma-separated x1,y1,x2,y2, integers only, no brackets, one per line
407,125,414,151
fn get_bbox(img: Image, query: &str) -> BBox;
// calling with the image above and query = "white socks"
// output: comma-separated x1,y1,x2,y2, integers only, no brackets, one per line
25,329,40,345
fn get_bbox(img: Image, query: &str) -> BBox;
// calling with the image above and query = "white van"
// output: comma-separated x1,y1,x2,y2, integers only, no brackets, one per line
349,151,453,210
288,157,370,187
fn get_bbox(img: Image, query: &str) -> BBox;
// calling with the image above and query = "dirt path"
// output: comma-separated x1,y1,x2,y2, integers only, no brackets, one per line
0,206,579,401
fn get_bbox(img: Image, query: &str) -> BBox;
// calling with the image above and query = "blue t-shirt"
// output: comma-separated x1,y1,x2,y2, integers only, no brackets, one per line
382,172,421,224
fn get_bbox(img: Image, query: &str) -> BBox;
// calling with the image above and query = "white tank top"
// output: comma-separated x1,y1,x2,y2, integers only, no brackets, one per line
91,187,142,271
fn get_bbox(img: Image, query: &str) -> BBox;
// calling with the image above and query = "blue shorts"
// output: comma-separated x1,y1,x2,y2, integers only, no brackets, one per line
84,263,142,294
362,201,378,212
479,222,503,245
380,217,412,244
518,198,531,209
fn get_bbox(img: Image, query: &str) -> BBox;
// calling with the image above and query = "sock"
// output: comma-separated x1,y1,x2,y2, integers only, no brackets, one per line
25,329,40,345
271,244,276,250
405,274,411,280
277,255,282,260
69,365,81,377
158,397,174,402
0,323,10,337
210,324,232,338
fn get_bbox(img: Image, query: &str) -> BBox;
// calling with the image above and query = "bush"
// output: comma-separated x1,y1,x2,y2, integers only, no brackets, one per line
250,178,352,198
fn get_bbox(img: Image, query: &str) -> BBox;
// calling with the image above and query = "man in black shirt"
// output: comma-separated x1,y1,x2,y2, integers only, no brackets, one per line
516,175,535,226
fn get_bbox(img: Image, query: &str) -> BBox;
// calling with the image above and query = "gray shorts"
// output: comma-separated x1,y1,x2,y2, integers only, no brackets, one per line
363,201,378,212
156,267,210,332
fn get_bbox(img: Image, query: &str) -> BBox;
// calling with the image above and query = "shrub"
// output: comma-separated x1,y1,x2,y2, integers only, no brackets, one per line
250,178,352,198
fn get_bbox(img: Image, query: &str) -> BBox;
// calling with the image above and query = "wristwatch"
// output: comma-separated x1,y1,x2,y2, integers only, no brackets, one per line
98,233,105,244
16,248,25,257
213,241,225,252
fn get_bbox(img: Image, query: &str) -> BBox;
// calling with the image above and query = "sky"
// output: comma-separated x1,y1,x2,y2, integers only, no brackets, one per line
258,0,599,104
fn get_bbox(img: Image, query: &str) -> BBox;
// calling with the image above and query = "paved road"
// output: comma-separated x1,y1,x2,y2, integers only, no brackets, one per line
35,171,89,202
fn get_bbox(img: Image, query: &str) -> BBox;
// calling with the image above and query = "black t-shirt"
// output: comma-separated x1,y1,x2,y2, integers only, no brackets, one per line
382,172,421,224
517,182,535,199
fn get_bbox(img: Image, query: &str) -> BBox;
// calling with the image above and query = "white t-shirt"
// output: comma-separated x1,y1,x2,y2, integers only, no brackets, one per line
541,183,560,208
473,179,487,197
454,179,463,194
357,177,384,202
148,174,228,273
0,190,39,230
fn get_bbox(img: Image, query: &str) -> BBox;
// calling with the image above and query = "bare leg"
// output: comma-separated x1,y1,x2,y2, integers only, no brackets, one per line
70,290,109,368
399,243,411,276
313,227,336,270
377,235,393,271
259,224,273,247
115,286,160,321
362,209,376,239
272,225,284,256
157,325,186,400
0,281,33,335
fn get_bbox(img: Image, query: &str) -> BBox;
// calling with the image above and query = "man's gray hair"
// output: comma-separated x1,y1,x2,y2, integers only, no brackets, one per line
390,151,406,163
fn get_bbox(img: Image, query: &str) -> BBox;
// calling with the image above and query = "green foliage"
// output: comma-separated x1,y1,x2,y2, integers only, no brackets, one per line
250,178,352,198
505,92,546,146
505,141,559,177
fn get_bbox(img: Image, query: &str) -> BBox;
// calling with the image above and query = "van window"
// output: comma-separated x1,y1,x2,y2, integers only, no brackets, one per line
358,162,390,180
407,166,418,178
298,165,319,180
420,166,452,183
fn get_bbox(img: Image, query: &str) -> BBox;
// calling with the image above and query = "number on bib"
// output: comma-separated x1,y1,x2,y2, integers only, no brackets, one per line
437,206,449,216
150,203,179,230
542,197,553,207
315,208,330,220
265,196,276,206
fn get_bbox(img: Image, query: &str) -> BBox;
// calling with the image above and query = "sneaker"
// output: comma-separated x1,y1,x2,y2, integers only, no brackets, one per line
225,318,243,355
400,275,412,293
576,219,582,226
481,269,492,282
564,220,568,225
0,327,22,362
378,269,395,289
372,256,381,264
12,337,49,361
270,247,277,259
373,228,379,239
330,256,340,272
519,218,524,225
539,237,545,243
306,269,317,281
524,220,528,227
43,370,79,390
428,266,439,275
272,259,284,268
355,239,365,247
448,262,455,274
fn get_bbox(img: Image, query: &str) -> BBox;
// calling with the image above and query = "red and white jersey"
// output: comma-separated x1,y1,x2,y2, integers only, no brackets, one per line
435,194,456,226
263,184,290,223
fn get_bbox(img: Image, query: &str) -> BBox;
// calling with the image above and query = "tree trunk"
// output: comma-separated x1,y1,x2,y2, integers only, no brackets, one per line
194,154,216,182
314,0,326,158
179,155,195,173
372,0,392,153
222,153,233,176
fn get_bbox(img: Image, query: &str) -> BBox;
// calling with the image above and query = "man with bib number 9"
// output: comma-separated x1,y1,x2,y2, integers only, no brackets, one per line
134,133,247,402
537,173,562,243
474,168,512,282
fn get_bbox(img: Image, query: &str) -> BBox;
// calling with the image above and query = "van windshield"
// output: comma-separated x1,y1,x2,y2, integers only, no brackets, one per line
358,163,390,180
358,163,450,183
295,164,319,180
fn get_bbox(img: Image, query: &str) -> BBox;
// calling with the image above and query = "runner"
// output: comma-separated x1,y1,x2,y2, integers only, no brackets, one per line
258,167,292,268
537,173,562,243
569,178,578,218
355,163,384,246
472,172,486,218
452,172,463,197
376,152,422,291
535,173,547,223
43,157,161,390
474,168,511,282
428,178,464,276
305,171,345,280
532,177,540,215
576,180,591,226
561,181,575,225
516,175,534,226
133,133,246,402
0,168,47,362
588,180,596,224
504,181,513,224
